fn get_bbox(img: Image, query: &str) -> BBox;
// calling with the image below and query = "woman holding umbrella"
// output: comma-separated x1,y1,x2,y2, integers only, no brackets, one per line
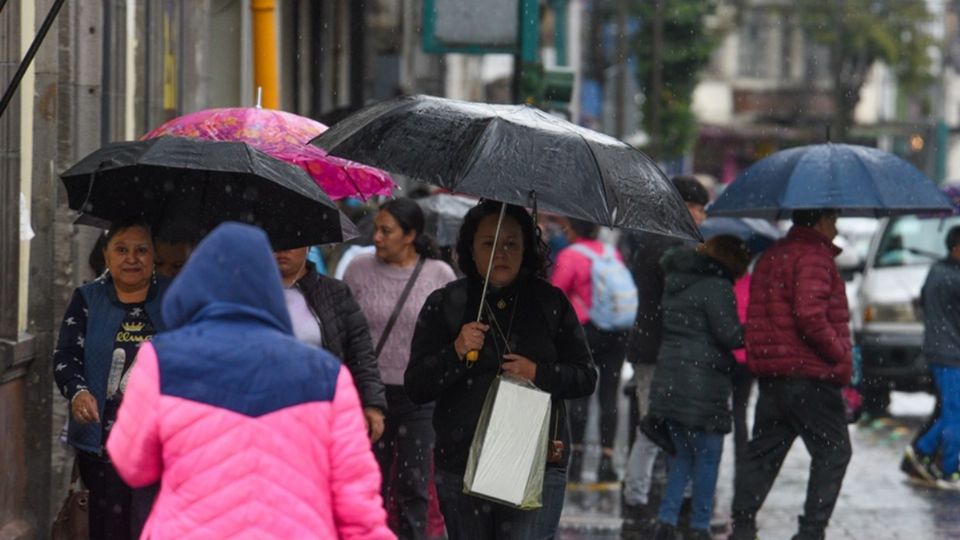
343,198,456,539
53,219,170,540
405,201,598,538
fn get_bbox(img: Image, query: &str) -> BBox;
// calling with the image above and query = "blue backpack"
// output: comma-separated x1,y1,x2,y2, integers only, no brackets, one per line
569,243,638,331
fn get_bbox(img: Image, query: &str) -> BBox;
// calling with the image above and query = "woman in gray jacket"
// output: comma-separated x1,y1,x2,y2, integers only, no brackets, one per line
647,235,751,540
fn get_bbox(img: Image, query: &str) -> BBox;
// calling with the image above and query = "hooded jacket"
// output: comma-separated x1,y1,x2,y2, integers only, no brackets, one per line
107,223,391,540
649,248,743,433
745,226,852,384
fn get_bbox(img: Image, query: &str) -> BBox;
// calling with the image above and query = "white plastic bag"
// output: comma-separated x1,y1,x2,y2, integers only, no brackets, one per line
463,376,551,509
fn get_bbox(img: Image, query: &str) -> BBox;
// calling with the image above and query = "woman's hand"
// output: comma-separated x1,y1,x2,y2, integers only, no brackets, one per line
364,407,385,443
501,353,537,381
454,322,489,359
71,390,100,424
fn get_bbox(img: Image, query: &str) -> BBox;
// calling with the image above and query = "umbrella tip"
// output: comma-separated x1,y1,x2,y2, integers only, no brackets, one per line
256,87,263,110
825,124,831,143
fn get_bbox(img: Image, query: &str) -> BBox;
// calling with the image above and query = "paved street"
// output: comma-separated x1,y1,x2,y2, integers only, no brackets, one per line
559,389,960,539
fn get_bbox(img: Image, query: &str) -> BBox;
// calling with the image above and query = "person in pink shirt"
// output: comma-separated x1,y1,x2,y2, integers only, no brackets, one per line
107,222,393,540
551,217,630,483
731,271,753,481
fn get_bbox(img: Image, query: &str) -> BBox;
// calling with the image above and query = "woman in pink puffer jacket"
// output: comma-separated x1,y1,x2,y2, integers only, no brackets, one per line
108,223,394,540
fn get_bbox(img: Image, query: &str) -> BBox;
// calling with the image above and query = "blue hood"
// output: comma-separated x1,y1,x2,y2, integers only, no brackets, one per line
162,222,292,334
153,222,339,417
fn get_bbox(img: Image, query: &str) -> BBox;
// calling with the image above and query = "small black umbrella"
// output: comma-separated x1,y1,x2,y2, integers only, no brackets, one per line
60,136,358,249
313,95,700,364
311,94,700,242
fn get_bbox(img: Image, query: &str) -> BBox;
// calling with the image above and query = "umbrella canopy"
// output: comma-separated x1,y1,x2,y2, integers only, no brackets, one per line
416,192,478,246
708,143,954,219
700,217,783,255
311,94,700,243
142,107,395,200
60,136,358,250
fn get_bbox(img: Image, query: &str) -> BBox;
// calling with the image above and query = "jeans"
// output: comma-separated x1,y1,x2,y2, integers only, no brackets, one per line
732,378,852,538
434,467,567,539
568,324,627,449
622,365,660,506
656,423,724,531
915,363,960,475
375,385,436,540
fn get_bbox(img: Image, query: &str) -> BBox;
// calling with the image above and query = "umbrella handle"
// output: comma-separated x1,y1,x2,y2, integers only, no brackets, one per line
465,202,507,367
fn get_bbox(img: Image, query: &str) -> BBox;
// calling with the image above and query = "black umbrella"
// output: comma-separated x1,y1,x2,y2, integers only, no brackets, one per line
60,136,358,250
311,94,700,242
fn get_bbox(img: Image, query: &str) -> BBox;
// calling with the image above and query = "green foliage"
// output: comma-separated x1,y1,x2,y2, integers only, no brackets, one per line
631,0,722,159
794,0,934,137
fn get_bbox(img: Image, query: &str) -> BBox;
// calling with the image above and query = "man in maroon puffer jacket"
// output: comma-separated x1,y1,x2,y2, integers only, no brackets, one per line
729,209,853,540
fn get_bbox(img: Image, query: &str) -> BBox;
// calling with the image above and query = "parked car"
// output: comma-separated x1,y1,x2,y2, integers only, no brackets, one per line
855,214,960,414
835,218,880,332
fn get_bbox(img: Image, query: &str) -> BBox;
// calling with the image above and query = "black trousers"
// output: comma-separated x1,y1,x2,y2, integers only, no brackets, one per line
78,451,133,540
568,323,627,449
732,378,852,537
375,385,435,540
731,364,754,480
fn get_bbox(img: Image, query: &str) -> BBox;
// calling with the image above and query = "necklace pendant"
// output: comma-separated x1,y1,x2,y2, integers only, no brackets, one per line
497,299,507,310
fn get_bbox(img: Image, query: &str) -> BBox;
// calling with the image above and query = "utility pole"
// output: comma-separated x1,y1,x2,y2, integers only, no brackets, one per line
251,0,279,108
614,0,627,138
649,0,663,159
512,0,540,104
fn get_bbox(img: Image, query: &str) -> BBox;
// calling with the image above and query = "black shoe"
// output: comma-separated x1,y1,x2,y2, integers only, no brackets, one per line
677,496,693,531
728,519,758,540
568,449,584,483
621,517,656,539
598,454,619,483
685,528,713,540
653,521,679,540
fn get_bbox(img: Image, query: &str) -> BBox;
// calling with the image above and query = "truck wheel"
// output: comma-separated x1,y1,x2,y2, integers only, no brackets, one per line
861,385,891,418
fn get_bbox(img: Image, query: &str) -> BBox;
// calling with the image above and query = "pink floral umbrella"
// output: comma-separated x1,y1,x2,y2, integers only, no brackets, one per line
142,107,394,200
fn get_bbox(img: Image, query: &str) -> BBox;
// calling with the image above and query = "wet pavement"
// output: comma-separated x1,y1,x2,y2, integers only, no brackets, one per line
559,389,960,539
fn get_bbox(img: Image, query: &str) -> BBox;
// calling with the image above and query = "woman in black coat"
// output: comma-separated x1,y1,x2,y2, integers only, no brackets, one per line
405,201,597,539
647,235,751,540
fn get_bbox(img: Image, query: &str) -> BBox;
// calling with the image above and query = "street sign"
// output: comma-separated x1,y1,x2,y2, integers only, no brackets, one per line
422,0,519,54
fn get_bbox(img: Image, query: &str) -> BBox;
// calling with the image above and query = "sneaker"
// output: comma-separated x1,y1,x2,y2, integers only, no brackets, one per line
937,471,960,490
598,454,619,483
901,445,936,483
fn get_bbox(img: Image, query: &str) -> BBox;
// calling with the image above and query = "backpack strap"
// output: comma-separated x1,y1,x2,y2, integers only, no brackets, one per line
569,242,598,262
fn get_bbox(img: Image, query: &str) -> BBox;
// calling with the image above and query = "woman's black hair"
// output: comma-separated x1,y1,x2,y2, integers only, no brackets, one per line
567,218,599,240
380,197,438,259
455,200,551,282
103,218,154,247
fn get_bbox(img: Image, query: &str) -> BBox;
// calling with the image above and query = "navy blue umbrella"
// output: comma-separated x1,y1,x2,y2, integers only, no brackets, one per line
700,217,783,254
707,143,953,219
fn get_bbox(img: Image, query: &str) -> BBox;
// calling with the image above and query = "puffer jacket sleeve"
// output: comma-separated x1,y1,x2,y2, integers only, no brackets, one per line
328,367,393,539
107,342,162,488
703,279,744,352
792,253,849,365
405,287,468,404
531,286,598,399
335,283,388,413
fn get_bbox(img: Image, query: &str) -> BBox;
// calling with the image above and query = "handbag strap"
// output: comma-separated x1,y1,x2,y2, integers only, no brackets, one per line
374,257,426,360
70,456,82,489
